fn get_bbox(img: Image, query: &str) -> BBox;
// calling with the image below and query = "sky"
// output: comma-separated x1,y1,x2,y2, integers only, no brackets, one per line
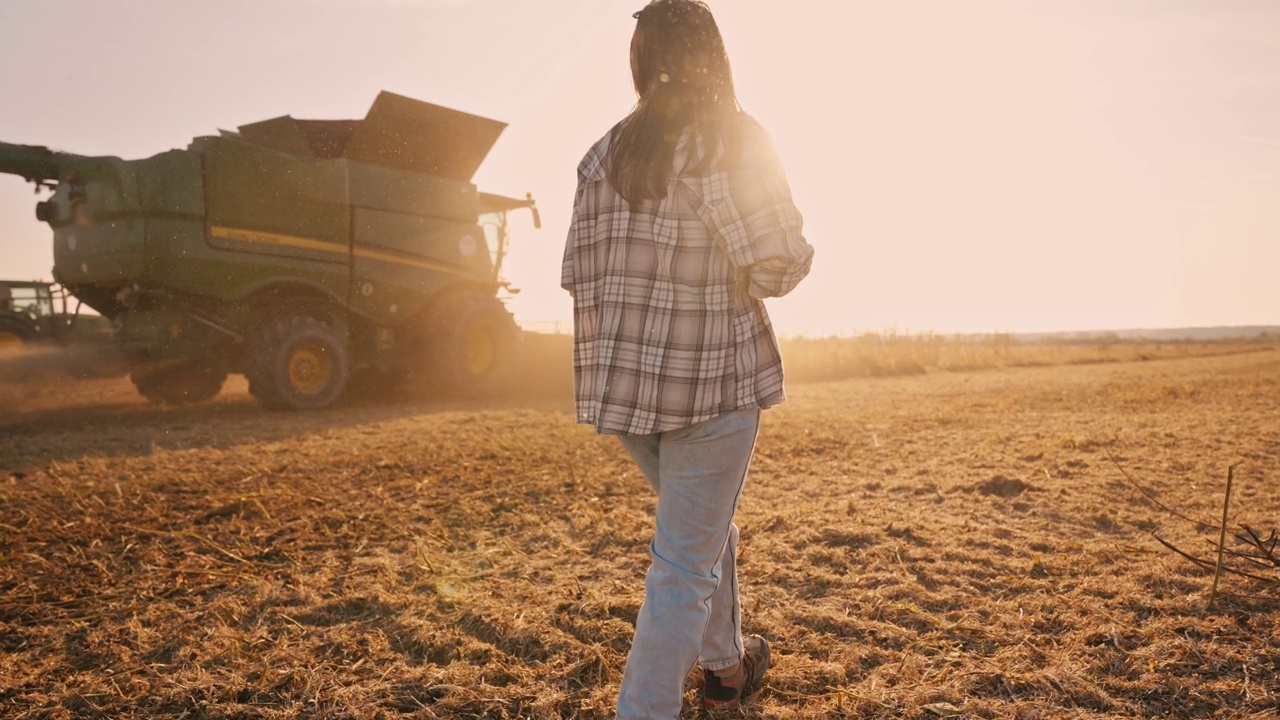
1,0,1278,335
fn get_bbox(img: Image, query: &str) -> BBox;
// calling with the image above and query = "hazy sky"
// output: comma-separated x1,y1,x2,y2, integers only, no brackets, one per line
2,0,1278,335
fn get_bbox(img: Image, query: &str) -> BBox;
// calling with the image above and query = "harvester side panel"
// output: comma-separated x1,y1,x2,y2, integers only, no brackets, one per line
196,136,351,247
349,209,494,325
345,161,478,223
134,151,205,217
148,218,353,310
53,218,148,290
352,210,491,270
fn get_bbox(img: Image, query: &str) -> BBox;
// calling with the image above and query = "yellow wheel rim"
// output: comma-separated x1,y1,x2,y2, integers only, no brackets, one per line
465,323,497,377
287,343,333,396
0,330,23,351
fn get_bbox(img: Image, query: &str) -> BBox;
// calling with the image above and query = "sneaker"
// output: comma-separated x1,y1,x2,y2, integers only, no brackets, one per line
702,635,771,710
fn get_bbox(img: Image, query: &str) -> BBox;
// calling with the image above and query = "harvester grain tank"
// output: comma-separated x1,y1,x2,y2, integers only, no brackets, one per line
0,91,539,409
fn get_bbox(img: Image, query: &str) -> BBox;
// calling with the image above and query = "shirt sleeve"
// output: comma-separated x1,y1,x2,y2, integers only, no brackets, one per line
730,121,814,299
561,160,593,295
561,178,584,294
685,118,815,299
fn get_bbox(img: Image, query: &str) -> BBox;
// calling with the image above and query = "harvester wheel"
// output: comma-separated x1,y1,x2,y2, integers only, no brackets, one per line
130,360,226,405
422,293,521,398
248,316,350,411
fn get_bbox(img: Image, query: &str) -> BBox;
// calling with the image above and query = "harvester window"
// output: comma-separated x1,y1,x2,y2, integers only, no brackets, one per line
479,211,506,268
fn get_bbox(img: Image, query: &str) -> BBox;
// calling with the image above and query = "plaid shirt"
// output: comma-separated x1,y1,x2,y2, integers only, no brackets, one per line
561,114,814,435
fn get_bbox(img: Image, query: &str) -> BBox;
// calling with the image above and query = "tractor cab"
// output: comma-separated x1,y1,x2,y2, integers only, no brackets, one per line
0,280,114,351
0,281,62,347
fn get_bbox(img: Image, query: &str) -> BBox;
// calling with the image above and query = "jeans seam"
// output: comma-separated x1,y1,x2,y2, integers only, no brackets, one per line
700,411,758,670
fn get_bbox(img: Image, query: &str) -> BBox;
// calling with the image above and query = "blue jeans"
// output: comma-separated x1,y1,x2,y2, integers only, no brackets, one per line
614,409,762,720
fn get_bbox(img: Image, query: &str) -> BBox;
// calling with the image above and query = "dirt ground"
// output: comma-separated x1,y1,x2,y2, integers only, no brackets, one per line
1,350,1277,719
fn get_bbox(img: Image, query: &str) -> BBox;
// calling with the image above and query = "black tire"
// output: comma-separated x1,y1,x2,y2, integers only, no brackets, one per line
418,292,521,399
247,316,350,411
0,316,37,351
130,360,226,405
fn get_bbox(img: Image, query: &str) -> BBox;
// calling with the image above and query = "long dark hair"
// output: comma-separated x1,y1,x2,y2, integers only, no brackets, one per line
606,0,741,204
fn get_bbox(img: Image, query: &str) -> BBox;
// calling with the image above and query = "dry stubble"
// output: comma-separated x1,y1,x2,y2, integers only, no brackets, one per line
0,350,1277,719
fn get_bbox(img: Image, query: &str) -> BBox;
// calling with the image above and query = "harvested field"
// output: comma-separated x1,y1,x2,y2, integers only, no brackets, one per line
1,347,1278,719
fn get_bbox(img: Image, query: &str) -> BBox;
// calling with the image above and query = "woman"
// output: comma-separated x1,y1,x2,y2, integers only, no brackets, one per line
560,2,814,717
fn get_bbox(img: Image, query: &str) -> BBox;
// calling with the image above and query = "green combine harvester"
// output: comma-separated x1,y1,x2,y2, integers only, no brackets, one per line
0,91,539,409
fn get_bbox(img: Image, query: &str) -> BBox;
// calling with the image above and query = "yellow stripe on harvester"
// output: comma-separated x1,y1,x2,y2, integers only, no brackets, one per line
352,245,471,276
211,225,343,255
210,226,474,278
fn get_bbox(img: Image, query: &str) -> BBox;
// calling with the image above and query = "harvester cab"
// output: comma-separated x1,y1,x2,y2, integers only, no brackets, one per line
479,191,542,289
0,91,538,408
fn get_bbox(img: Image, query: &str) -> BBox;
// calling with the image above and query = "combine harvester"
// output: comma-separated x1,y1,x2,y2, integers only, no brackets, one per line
0,91,539,409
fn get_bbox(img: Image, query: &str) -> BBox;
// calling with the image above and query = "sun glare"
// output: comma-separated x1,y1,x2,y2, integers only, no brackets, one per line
2,1,1279,336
